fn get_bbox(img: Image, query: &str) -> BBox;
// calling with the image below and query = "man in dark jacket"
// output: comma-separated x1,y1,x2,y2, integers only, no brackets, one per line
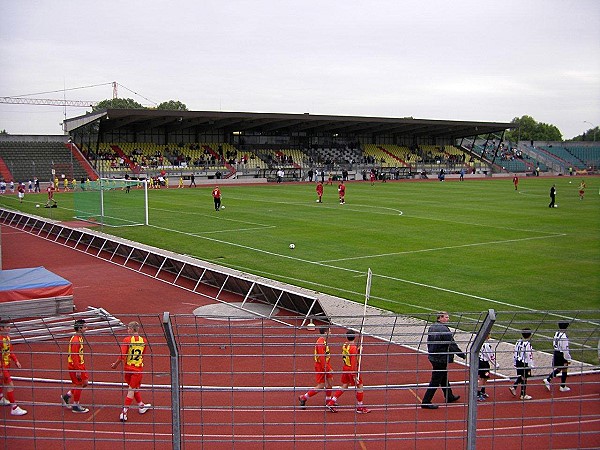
421,312,466,409
549,184,557,208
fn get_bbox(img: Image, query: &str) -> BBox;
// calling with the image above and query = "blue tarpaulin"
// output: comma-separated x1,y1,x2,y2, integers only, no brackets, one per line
0,267,73,302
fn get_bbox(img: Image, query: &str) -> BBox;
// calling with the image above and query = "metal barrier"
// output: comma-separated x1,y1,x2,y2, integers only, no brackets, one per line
3,310,598,449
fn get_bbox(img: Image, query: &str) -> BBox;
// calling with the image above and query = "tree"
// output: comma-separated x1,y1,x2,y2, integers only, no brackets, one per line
504,115,562,142
156,100,188,111
92,98,145,112
570,126,599,142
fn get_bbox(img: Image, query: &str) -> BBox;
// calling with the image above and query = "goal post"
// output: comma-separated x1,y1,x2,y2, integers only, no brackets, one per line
73,177,148,227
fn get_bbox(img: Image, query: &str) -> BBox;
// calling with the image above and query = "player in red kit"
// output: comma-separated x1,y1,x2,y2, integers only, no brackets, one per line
111,321,151,422
326,330,370,413
1,320,27,415
338,181,346,204
316,181,323,203
17,183,25,203
298,327,333,408
212,186,222,211
45,184,57,208
513,176,519,191
62,319,90,413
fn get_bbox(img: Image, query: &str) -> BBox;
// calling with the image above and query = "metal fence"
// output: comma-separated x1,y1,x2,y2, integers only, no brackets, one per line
2,309,599,449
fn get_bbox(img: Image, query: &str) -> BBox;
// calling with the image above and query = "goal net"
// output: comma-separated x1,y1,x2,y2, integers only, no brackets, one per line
73,178,148,227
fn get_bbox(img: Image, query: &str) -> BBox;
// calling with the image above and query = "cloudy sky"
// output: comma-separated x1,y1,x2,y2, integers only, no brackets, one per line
1,0,599,139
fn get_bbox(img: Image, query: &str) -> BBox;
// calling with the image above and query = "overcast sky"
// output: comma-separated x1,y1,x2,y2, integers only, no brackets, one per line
1,0,599,139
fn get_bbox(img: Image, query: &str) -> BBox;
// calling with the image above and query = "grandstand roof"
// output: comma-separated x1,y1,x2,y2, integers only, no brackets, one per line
64,109,513,139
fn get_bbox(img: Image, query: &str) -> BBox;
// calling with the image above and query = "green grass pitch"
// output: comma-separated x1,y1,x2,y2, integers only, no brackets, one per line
3,176,598,316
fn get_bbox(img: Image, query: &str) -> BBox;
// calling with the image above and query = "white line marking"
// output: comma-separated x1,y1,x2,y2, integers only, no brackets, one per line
151,206,273,228
319,233,566,263
6,192,572,315
191,225,276,235
146,223,565,313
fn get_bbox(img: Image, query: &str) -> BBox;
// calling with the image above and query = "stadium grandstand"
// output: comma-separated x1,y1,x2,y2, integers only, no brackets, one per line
1,110,600,450
1,109,599,185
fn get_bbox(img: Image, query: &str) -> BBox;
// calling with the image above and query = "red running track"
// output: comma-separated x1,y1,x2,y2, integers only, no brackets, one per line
1,224,599,449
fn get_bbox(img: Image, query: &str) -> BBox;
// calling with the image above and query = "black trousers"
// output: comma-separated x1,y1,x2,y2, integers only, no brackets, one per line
422,361,453,404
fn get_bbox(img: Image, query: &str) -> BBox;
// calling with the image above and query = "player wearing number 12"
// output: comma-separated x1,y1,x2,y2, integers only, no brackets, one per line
326,330,370,413
111,321,151,422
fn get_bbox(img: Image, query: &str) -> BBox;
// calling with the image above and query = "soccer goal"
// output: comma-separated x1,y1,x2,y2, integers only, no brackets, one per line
73,177,148,227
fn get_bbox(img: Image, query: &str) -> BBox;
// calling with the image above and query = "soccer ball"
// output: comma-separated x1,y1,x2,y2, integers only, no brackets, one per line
221,206,225,209
289,243,295,249
35,204,40,208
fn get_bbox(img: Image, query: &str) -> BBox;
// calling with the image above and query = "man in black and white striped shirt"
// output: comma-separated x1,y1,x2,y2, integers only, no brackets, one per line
510,328,534,400
544,322,572,392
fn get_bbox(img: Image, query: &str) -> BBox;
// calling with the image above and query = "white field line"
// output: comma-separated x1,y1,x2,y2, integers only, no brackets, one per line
190,225,276,235
319,233,566,263
148,223,559,314
10,195,572,315
151,205,273,228
154,196,567,237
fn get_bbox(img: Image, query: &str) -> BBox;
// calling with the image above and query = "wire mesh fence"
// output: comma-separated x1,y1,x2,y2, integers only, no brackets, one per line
2,310,599,449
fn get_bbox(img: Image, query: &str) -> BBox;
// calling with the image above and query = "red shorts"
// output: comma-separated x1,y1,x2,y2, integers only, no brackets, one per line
341,371,362,387
2,368,12,384
69,370,89,386
125,372,143,389
314,363,333,384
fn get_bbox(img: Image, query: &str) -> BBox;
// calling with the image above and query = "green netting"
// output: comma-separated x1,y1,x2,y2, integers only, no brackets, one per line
73,179,146,226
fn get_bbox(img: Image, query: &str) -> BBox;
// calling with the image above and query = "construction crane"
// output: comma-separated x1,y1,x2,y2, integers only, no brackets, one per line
0,97,98,107
0,81,118,107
